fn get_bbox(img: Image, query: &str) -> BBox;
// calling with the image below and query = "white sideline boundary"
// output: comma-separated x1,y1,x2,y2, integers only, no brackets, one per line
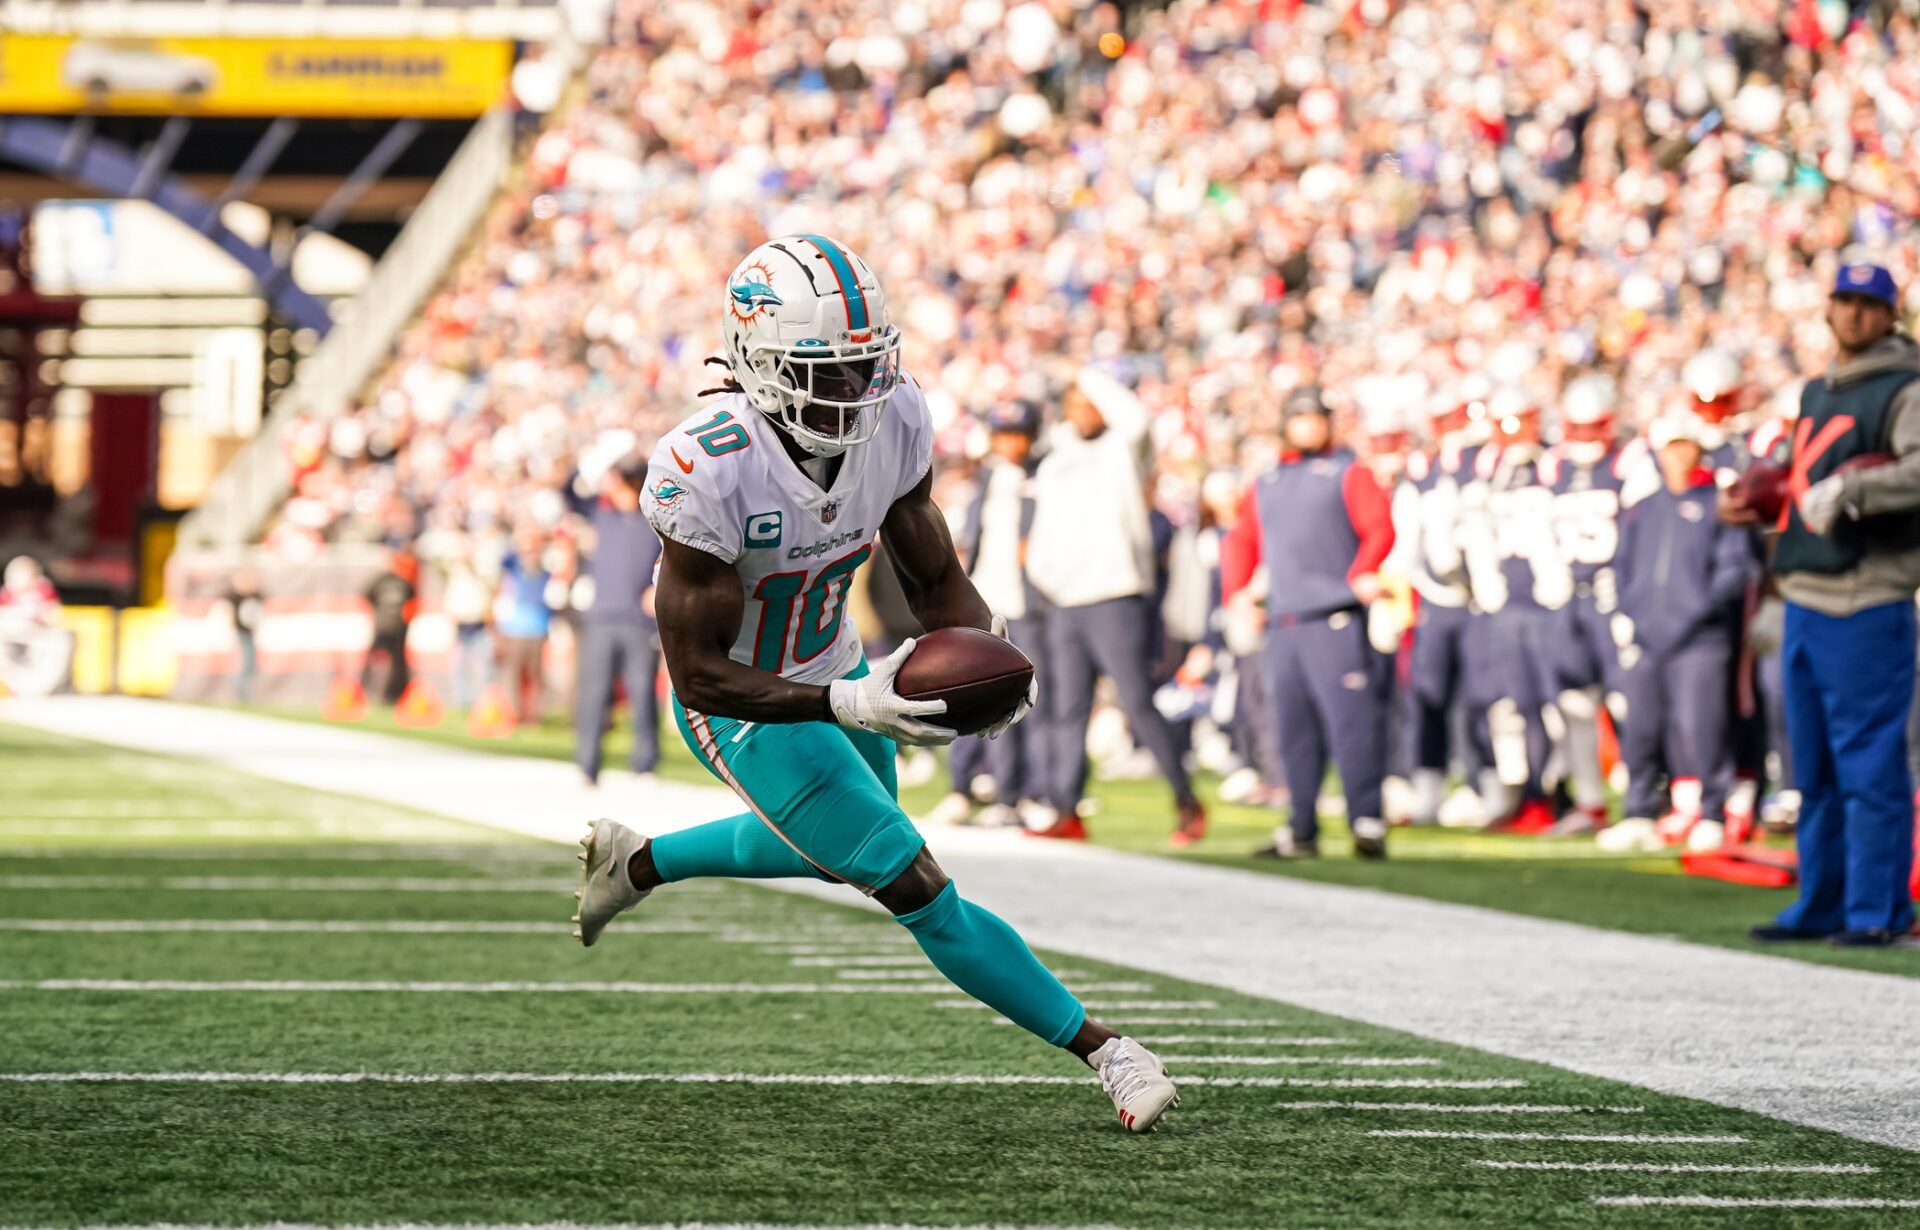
0,1070,1511,1090
6,697,1919,1152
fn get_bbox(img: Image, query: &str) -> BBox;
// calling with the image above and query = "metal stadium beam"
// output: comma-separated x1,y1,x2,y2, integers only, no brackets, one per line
209,118,299,217
129,116,192,202
0,117,335,335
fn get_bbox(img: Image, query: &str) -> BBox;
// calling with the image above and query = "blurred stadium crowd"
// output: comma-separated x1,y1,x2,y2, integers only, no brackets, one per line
257,0,1920,846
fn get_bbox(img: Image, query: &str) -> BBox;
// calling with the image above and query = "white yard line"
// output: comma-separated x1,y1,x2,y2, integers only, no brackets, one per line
0,876,579,892
0,1070,1507,1090
9,697,1918,1152
1474,1161,1877,1173
1065,1017,1294,1028
1372,1130,1747,1143
1138,1036,1352,1045
0,979,1060,995
1275,1102,1645,1114
716,932,904,944
1594,1197,1920,1209
0,919,757,935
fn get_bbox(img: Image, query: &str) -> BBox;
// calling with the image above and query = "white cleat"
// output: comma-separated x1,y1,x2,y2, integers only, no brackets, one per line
573,818,652,948
1089,1036,1179,1133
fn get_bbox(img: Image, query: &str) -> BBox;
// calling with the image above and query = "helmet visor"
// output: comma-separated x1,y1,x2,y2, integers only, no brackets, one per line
751,329,903,448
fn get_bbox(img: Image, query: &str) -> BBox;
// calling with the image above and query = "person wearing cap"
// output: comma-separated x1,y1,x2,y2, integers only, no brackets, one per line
1598,415,1756,854
1027,369,1206,842
573,456,664,786
1729,262,1920,947
1221,385,1396,859
931,401,1049,828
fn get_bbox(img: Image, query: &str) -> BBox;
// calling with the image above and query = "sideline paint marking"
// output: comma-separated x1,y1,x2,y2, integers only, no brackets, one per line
0,1070,1521,1091
1276,1101,1644,1114
1140,1036,1352,1046
1058,1017,1292,1028
1594,1197,1920,1209
1372,1130,1746,1143
0,876,577,893
1477,1161,1876,1174
0,919,718,935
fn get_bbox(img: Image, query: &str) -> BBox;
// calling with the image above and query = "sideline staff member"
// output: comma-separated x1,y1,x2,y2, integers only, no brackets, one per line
1732,263,1920,947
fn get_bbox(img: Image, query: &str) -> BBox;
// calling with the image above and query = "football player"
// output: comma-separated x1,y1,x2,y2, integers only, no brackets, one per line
1537,374,1637,833
1681,347,1770,834
1395,380,1484,824
571,236,1178,1132
1457,386,1567,830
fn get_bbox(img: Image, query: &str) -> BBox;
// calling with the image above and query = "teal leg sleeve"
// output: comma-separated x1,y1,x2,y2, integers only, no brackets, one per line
895,882,1085,1047
650,813,827,883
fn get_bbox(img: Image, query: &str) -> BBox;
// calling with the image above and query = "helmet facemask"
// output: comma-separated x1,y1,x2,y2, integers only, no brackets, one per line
1563,419,1615,466
735,329,901,458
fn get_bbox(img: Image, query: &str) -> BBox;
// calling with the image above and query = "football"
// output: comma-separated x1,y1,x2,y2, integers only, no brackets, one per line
1729,457,1790,523
894,626,1035,734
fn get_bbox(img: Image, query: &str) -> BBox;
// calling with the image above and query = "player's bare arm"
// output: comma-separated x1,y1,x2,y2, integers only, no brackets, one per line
880,466,993,634
653,536,835,724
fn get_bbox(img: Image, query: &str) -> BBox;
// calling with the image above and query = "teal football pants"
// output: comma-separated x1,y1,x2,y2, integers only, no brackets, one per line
657,688,1085,1047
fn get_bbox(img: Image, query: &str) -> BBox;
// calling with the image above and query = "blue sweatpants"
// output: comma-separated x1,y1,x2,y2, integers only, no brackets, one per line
1407,600,1472,774
1617,631,1732,821
1268,610,1390,840
1776,599,1917,936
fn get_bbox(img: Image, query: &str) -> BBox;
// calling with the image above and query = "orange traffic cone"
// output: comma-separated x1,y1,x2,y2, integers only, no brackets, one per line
322,675,368,723
394,678,445,729
465,683,517,739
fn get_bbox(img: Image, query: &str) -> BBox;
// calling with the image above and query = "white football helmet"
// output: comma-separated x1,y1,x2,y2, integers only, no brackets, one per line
1559,374,1618,466
720,235,903,457
1681,348,1742,424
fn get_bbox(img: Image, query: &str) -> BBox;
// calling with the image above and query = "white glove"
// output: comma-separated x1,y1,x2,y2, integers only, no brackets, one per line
981,614,1039,740
828,638,955,747
1798,474,1848,535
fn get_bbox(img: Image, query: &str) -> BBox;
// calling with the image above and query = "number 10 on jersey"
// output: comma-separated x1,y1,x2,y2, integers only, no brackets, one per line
751,544,873,672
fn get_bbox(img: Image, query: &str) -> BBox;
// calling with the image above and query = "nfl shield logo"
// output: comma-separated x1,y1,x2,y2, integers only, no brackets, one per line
819,500,840,524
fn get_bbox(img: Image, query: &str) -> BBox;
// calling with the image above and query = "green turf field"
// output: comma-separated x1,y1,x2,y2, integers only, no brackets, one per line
3,721,1919,1228
241,703,1918,976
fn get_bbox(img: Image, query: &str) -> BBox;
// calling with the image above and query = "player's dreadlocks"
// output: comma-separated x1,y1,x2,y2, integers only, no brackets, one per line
698,355,743,398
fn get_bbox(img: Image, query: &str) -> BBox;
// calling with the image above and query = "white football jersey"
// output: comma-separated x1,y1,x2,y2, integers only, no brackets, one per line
643,377,934,685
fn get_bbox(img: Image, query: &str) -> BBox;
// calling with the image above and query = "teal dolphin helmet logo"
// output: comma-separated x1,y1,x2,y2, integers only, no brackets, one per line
728,260,784,320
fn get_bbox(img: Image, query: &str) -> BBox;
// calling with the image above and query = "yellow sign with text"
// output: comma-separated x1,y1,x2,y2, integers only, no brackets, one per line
0,35,512,118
